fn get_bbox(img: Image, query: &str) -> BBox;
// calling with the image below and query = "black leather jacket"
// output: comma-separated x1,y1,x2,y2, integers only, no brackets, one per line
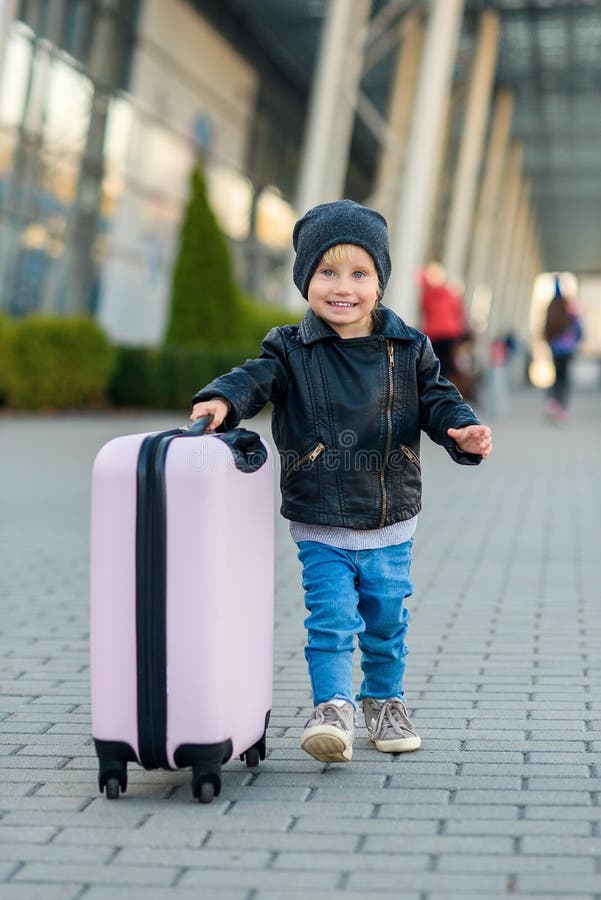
192,306,482,529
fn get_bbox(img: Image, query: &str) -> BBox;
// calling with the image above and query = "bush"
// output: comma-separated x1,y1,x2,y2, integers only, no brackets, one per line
3,315,117,410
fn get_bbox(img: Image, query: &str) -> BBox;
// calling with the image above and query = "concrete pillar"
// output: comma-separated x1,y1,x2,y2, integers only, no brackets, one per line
527,229,544,346
466,90,514,311
487,143,523,342
502,185,530,335
294,0,371,212
324,0,371,200
517,212,540,342
371,10,423,229
515,196,539,388
286,0,371,307
425,86,454,262
508,206,529,337
0,0,17,85
442,9,500,283
388,0,465,324
0,0,17,309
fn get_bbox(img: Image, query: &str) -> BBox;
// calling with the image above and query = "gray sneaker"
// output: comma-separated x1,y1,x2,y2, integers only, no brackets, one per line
362,698,421,753
300,701,355,762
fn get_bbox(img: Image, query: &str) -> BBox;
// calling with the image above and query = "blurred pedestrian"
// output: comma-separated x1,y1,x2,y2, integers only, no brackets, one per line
419,262,469,381
543,274,583,423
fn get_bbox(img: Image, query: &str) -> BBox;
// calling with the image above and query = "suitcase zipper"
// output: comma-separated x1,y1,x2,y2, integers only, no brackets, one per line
136,429,181,770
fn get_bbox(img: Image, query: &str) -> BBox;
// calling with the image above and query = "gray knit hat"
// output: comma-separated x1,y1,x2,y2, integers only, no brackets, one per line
292,199,392,300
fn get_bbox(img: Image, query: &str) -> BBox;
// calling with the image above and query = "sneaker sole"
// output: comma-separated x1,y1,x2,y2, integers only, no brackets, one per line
372,735,421,753
300,726,353,763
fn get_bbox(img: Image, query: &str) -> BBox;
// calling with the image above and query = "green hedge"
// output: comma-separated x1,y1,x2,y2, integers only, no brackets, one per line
2,315,117,410
0,295,300,411
237,292,298,345
0,313,15,404
109,343,261,409
110,293,301,409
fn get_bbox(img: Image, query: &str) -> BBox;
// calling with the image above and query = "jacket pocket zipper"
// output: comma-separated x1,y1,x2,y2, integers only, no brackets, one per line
286,442,326,477
379,341,395,528
400,444,421,469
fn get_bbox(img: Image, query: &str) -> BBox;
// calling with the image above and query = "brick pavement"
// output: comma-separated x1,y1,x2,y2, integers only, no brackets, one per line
1,386,600,899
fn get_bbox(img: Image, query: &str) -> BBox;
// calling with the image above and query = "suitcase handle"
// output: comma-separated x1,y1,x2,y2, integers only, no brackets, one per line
185,415,214,435
181,417,267,472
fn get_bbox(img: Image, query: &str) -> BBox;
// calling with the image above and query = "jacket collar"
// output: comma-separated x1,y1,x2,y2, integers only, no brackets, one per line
298,305,414,344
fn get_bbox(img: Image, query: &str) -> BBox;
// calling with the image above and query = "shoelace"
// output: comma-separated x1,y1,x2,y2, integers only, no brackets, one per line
374,700,413,736
310,703,352,731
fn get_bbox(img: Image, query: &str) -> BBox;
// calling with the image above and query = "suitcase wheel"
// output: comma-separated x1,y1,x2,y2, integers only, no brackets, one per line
98,757,128,799
192,767,221,804
199,780,215,804
242,746,260,768
240,733,267,768
105,777,121,800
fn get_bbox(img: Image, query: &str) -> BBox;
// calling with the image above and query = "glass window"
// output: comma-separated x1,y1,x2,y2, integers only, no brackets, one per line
61,0,95,63
207,164,252,242
43,58,93,154
0,30,33,128
255,186,295,249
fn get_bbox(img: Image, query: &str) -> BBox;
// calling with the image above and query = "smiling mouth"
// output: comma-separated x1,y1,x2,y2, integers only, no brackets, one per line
327,301,356,308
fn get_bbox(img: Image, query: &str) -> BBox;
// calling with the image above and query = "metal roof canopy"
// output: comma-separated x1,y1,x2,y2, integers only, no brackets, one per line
212,0,601,276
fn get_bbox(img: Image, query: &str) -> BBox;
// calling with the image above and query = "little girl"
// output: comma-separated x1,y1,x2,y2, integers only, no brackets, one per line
190,200,492,763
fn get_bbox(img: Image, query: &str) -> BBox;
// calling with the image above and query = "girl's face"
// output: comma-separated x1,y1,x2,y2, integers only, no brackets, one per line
307,245,379,338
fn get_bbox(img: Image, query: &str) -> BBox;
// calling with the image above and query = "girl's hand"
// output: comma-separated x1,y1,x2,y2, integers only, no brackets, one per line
447,424,493,459
190,398,230,432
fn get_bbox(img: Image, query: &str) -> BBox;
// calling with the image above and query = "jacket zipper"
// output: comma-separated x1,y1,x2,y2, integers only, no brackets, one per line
286,442,326,477
378,341,395,528
400,444,421,468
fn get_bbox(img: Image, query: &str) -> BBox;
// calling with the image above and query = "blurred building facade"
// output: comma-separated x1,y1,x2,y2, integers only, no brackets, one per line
1,0,600,352
0,0,278,344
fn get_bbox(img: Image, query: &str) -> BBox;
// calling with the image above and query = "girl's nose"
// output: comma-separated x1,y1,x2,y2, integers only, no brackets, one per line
335,278,353,295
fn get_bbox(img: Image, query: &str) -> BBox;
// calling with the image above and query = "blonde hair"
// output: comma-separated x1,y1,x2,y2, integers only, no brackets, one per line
320,244,381,299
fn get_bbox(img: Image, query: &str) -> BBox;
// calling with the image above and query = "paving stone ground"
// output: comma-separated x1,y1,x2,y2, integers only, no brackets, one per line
1,384,600,899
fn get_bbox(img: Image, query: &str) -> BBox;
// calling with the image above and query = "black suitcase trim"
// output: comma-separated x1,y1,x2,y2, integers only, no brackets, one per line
95,739,136,794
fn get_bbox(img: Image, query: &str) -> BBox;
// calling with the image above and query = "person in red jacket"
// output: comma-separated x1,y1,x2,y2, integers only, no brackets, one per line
419,262,468,380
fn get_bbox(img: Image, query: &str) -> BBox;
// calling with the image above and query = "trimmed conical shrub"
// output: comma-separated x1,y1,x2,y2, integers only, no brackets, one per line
165,162,240,346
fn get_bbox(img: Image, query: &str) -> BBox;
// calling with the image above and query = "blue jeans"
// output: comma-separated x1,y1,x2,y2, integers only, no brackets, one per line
297,540,414,707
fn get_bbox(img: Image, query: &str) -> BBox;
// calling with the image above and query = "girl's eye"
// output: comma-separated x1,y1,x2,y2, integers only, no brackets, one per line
353,270,367,278
320,268,335,276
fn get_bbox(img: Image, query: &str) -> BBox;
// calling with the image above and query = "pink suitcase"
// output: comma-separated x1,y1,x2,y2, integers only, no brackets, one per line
90,418,274,803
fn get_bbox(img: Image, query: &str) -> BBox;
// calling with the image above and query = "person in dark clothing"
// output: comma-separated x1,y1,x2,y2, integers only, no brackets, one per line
544,275,583,423
190,200,492,764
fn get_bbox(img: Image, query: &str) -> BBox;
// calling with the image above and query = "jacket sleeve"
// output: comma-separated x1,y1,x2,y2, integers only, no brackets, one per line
191,327,289,429
416,334,482,466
